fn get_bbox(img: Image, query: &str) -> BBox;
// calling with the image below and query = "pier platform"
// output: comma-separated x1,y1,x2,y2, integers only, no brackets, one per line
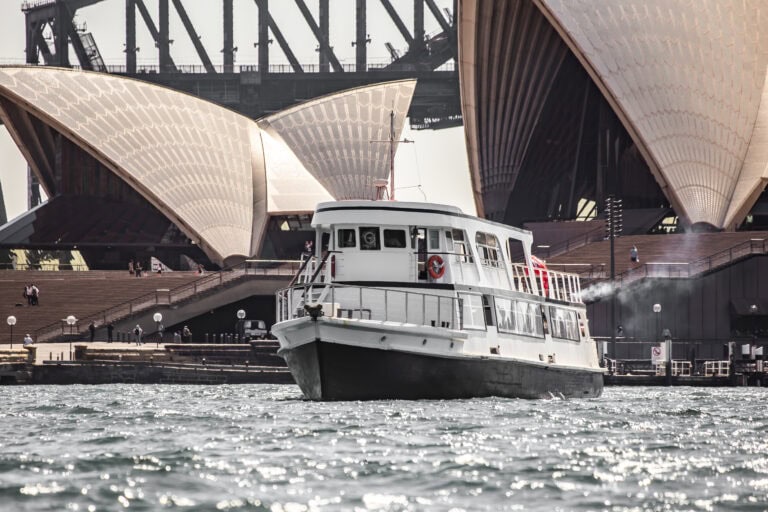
0,341,293,385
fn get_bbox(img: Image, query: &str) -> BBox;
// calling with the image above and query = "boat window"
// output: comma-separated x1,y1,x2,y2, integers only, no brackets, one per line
549,307,579,341
475,231,502,267
451,229,473,263
458,293,485,330
482,295,495,326
495,297,544,338
507,238,526,263
383,229,406,248
338,229,356,248
428,229,440,251
359,227,381,250
321,231,330,253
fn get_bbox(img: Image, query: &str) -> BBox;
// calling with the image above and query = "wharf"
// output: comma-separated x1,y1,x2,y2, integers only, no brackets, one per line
0,341,294,385
603,358,766,387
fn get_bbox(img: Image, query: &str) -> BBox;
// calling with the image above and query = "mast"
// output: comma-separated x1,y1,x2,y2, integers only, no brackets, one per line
371,109,412,201
389,110,395,201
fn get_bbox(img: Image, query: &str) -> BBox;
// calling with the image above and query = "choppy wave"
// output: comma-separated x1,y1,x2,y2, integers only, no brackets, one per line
0,385,766,511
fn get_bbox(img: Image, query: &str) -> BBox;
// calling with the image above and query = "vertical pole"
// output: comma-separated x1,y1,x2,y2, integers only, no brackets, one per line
607,195,616,361
319,0,330,72
159,0,171,72
389,110,395,201
355,0,366,72
223,0,234,72
126,0,137,73
257,0,269,74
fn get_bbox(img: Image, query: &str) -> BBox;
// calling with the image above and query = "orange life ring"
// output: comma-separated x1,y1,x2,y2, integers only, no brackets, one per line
427,255,445,279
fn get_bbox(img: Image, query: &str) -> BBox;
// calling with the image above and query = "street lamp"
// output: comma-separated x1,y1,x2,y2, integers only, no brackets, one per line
652,303,661,343
153,312,163,347
7,315,16,349
237,309,246,342
66,315,77,360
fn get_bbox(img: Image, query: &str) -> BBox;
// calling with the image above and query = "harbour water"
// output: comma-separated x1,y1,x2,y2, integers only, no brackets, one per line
1,385,766,511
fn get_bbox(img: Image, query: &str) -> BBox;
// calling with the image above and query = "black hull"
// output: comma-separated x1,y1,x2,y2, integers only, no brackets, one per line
281,341,603,400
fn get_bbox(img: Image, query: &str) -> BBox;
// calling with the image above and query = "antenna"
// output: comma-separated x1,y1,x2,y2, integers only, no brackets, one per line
370,109,413,201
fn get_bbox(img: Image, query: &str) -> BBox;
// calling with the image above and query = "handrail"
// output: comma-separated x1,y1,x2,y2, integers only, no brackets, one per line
278,282,459,330
614,237,767,285
31,260,300,343
287,256,314,288
532,222,606,259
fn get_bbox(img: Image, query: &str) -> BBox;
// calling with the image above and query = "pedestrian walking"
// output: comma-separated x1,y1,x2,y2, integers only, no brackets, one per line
107,323,114,343
23,333,33,346
133,324,143,345
630,245,639,263
30,284,39,305
88,321,96,342
182,325,192,343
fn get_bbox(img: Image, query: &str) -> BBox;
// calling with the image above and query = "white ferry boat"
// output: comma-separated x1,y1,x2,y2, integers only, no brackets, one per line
272,200,604,400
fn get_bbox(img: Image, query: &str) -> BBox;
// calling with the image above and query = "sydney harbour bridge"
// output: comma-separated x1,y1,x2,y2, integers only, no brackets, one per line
20,0,460,130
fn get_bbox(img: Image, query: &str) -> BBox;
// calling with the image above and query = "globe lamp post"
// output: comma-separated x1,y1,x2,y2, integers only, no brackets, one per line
153,312,163,347
237,309,246,342
7,315,16,349
66,315,77,360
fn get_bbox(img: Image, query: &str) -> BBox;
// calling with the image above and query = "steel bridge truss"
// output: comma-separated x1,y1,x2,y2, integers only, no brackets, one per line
21,0,461,129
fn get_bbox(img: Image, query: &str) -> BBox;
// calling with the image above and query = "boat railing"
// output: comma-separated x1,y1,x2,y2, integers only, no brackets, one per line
509,263,583,303
294,251,338,285
277,283,460,330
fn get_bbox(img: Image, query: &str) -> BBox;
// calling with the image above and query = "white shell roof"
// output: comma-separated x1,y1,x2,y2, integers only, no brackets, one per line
0,66,416,264
460,0,768,228
0,66,257,264
259,80,416,200
535,0,768,227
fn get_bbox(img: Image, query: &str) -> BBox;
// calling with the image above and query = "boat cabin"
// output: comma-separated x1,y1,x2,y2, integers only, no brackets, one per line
301,200,581,303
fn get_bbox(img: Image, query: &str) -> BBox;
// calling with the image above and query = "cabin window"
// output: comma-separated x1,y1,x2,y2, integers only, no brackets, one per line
458,293,485,330
451,229,473,263
338,229,356,248
359,227,381,250
507,238,526,263
482,295,495,326
495,297,544,338
428,229,440,251
549,307,579,341
383,229,407,248
475,232,502,268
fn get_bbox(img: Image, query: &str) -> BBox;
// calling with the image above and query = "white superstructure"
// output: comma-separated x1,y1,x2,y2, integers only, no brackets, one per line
273,200,603,400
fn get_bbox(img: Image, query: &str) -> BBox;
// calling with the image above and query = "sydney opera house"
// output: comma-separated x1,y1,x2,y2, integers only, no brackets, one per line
459,0,768,232
2,0,768,275
0,67,415,269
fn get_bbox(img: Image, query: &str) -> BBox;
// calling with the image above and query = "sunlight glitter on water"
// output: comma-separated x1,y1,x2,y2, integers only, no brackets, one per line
1,385,767,511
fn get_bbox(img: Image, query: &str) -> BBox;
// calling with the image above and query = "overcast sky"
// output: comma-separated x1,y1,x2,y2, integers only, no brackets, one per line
0,0,474,221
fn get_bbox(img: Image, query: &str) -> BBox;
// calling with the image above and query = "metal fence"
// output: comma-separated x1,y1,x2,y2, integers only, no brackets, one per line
31,260,301,343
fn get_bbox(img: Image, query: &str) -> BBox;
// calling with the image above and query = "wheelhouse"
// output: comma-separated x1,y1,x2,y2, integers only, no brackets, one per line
300,200,581,303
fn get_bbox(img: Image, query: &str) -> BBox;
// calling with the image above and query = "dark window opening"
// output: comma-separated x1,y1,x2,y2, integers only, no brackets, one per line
338,229,356,248
383,229,406,248
359,227,380,250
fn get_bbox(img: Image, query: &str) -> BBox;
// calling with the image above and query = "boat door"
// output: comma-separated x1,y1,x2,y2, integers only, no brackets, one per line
413,227,442,281
413,227,427,280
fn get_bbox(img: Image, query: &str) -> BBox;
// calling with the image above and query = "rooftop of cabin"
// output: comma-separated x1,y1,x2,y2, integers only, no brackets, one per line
315,200,465,215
